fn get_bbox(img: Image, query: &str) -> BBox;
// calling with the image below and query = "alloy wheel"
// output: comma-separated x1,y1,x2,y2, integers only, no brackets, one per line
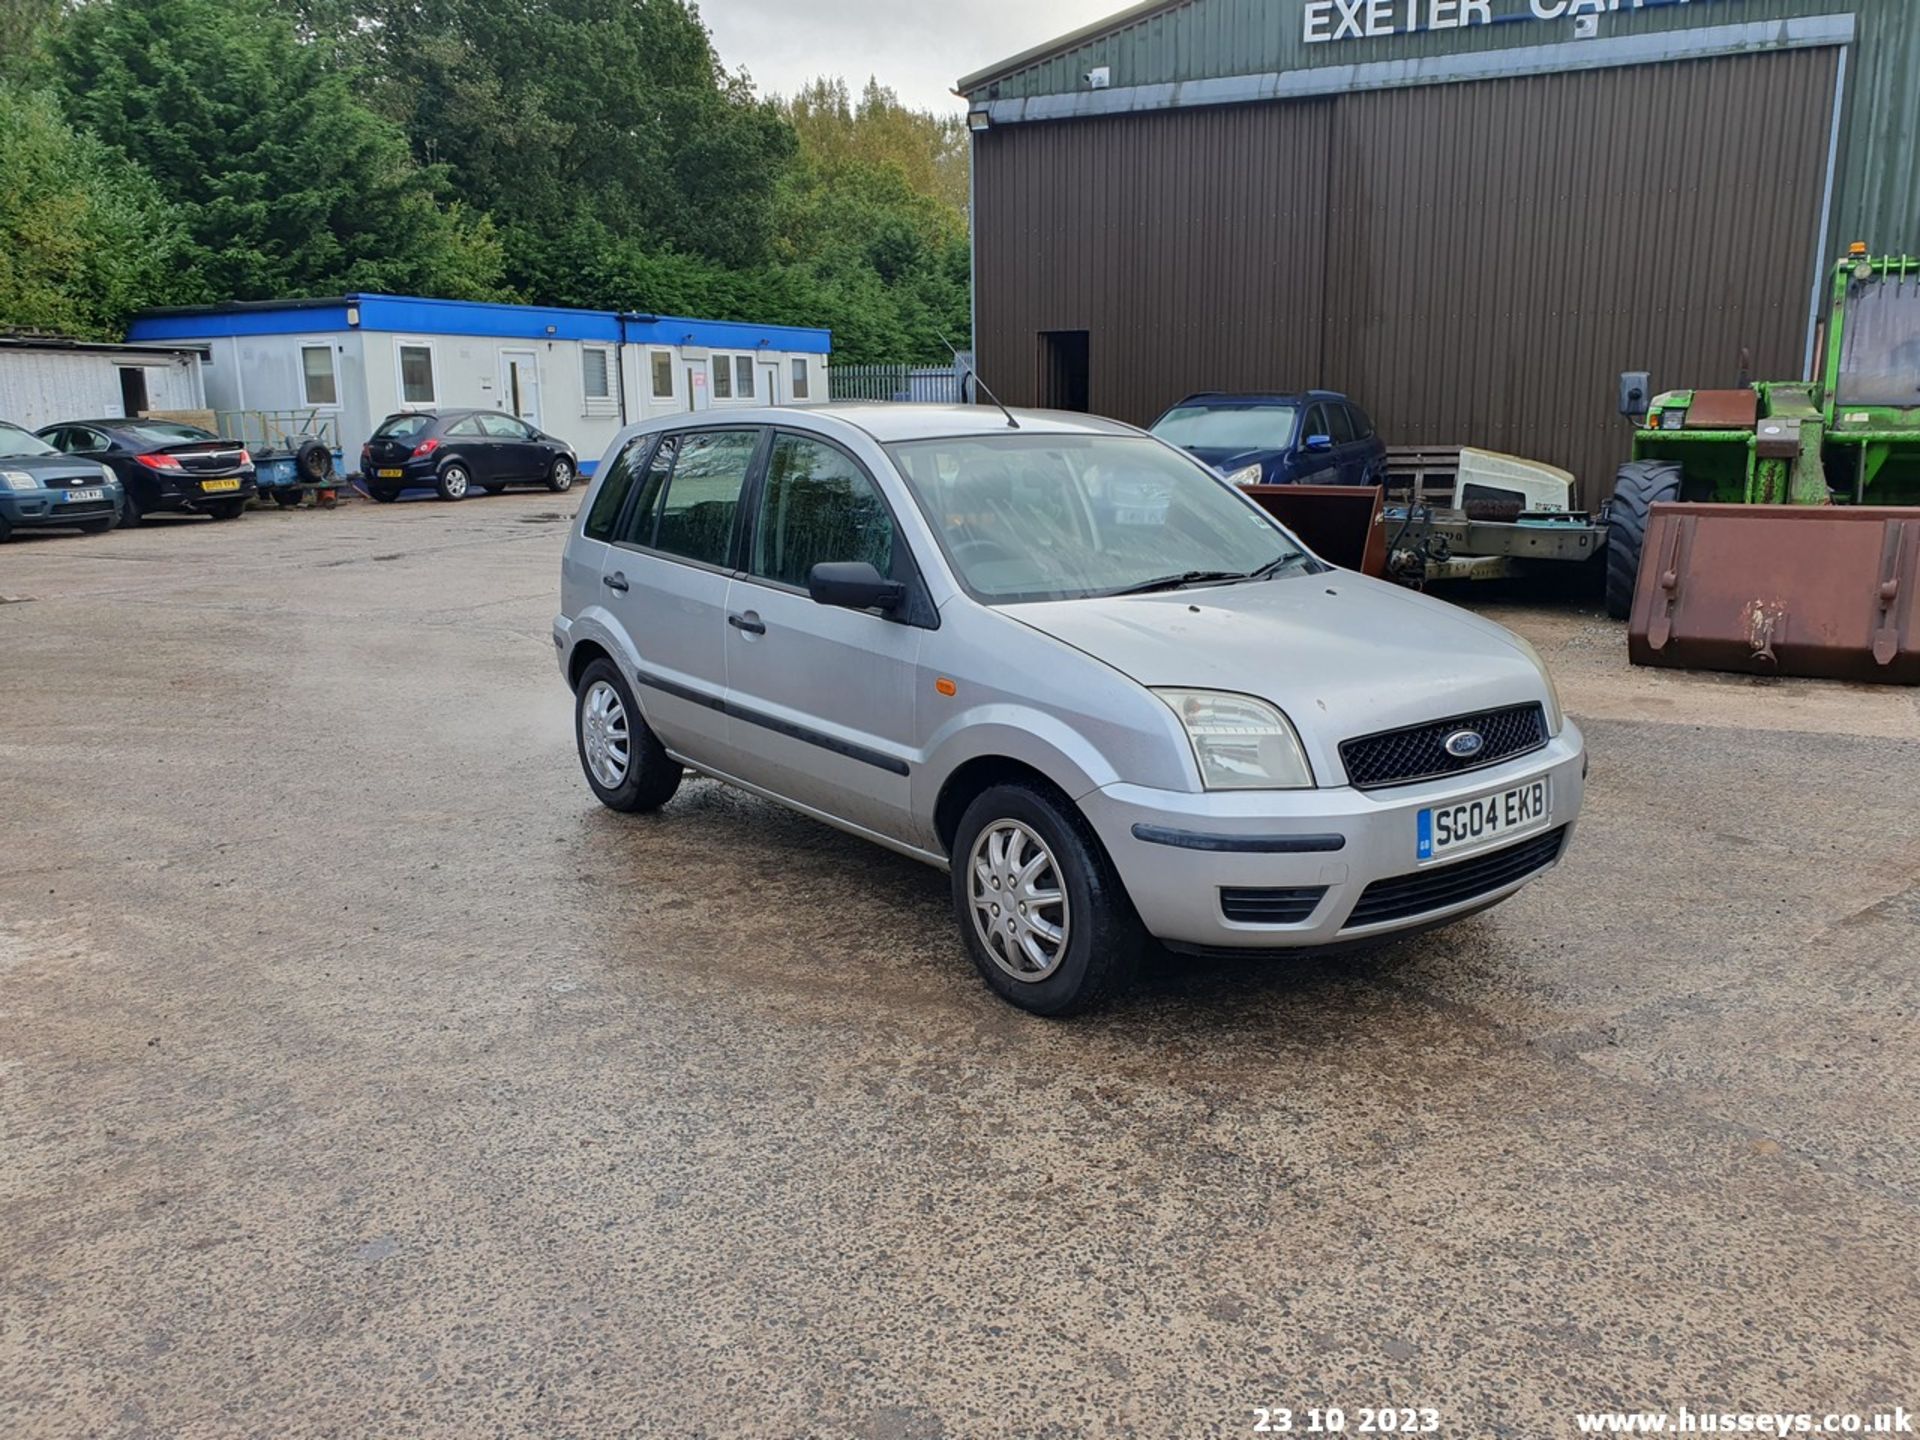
967,820,1071,982
581,680,630,788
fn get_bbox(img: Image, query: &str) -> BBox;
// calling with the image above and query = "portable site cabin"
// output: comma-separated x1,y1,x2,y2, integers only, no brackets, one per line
0,336,209,432
125,295,833,472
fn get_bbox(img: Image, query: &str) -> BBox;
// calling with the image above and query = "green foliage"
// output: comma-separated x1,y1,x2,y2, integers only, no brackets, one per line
52,0,502,303
0,85,184,339
8,0,968,362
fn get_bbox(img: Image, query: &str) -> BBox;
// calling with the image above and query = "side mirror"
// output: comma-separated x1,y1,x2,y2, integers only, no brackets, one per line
1619,370,1650,418
808,561,904,613
1304,434,1334,453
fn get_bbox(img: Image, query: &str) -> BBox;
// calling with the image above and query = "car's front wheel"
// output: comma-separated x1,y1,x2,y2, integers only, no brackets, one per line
950,782,1145,1016
437,463,471,501
574,658,682,813
547,457,575,493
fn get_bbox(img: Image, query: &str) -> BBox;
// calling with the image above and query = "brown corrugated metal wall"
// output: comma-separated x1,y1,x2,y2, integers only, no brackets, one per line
975,47,1840,507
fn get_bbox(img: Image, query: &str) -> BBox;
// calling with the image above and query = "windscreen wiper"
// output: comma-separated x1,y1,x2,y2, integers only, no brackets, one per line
1109,569,1250,596
1245,552,1321,580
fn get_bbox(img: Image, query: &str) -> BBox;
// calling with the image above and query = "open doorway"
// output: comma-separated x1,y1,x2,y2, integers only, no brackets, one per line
119,367,150,417
1037,331,1090,412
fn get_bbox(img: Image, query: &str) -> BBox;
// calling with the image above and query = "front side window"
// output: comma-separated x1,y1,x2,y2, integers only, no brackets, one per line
734,356,754,399
887,434,1309,605
710,355,732,400
581,346,612,402
614,437,679,547
651,429,759,567
750,435,893,590
651,351,674,399
790,358,810,400
399,343,436,405
478,413,531,439
302,344,338,406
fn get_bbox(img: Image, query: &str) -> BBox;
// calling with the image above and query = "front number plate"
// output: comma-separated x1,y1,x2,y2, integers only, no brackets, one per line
63,488,104,503
1418,778,1550,862
200,478,241,493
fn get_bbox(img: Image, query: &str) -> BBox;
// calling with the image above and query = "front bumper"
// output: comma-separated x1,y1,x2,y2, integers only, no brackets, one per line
1,488,122,528
1082,724,1586,950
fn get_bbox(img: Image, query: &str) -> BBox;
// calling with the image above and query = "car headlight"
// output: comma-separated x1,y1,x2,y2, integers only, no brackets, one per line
3,470,39,491
1156,689,1315,790
1509,636,1564,736
1222,463,1265,489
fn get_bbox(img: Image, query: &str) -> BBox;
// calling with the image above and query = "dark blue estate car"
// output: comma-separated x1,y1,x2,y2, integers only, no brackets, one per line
1150,391,1388,489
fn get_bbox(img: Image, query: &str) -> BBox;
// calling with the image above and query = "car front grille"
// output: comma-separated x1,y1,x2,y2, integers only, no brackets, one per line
1220,886,1328,925
1342,827,1567,929
1339,703,1548,790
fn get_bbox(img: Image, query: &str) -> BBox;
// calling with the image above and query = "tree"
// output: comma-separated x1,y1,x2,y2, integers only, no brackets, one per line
0,85,184,338
52,0,502,302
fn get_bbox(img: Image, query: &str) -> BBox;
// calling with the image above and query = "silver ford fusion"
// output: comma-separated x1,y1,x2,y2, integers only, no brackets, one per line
556,405,1585,1015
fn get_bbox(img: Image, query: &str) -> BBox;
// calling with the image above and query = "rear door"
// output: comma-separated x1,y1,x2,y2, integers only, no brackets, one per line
721,430,923,839
599,427,763,772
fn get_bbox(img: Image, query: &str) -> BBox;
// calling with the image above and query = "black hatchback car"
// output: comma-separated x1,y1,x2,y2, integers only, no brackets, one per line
359,410,578,502
36,418,257,526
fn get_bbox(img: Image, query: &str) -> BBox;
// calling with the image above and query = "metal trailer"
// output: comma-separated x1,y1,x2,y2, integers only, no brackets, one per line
1378,447,1609,589
217,409,342,508
1609,248,1920,683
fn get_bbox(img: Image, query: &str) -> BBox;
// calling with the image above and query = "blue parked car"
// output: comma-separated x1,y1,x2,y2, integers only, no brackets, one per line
0,420,122,541
1150,391,1388,489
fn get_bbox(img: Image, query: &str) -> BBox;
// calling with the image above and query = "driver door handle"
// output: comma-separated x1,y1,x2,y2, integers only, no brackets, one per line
728,612,766,636
603,572,629,594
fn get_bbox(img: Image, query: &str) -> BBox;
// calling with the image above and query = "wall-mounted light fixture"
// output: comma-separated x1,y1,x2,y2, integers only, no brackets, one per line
967,107,992,133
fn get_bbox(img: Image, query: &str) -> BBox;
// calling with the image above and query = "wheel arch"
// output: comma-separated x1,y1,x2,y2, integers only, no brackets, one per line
567,638,614,693
933,755,1087,858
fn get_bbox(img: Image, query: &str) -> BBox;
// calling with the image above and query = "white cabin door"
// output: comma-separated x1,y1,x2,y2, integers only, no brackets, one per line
499,350,541,429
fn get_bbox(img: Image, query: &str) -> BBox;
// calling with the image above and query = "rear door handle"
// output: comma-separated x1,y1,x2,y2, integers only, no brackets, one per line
728,612,766,636
603,572,629,594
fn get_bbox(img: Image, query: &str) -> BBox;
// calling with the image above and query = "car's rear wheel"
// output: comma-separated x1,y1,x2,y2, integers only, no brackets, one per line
950,782,1145,1016
574,658,682,813
437,464,471,501
547,457,576,493
119,493,143,528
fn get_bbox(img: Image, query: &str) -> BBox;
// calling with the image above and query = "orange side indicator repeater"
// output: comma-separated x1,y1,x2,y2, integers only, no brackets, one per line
935,678,958,697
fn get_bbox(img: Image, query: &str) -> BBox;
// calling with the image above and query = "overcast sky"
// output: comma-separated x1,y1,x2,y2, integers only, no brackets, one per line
700,0,1122,113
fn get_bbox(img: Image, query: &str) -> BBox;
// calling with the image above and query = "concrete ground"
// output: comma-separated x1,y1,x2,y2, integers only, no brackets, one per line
2,494,1915,1439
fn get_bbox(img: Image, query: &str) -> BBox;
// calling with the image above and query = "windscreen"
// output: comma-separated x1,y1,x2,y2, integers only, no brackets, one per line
1150,404,1299,452
885,433,1308,604
1837,274,1920,408
0,422,57,458
374,414,434,441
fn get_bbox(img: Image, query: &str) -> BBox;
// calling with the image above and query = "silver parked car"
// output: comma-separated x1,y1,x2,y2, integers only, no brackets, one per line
556,406,1585,1015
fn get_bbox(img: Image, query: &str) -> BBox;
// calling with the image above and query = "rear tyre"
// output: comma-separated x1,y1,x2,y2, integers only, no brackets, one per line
1605,460,1683,621
119,493,143,528
950,782,1146,1017
575,659,682,813
547,457,576,493
368,486,399,503
437,463,471,502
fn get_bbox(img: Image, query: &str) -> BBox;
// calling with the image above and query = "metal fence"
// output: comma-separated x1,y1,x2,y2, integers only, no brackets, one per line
829,364,964,404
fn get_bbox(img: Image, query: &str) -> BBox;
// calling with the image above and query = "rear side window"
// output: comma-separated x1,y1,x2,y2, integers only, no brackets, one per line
1325,405,1355,445
645,430,761,566
750,435,893,589
446,416,483,437
584,437,652,543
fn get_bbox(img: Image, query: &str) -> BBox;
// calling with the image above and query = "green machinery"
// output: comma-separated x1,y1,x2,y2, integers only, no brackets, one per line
1606,248,1920,621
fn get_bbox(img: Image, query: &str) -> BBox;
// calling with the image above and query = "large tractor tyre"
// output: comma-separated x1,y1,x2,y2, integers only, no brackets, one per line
294,439,333,483
1605,460,1683,621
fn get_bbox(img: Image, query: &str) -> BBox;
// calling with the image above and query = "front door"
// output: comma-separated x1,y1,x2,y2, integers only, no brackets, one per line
599,427,763,770
1295,403,1340,483
443,414,498,484
499,350,542,430
479,412,541,481
723,431,920,839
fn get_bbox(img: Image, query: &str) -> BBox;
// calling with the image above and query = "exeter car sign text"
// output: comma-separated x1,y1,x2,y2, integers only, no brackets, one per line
1304,0,1731,44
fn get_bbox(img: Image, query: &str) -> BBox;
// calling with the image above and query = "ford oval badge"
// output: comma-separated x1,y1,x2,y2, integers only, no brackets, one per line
1443,729,1486,759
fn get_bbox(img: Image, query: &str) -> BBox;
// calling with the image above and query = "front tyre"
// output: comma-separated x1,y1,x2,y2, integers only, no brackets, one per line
437,463,471,501
547,457,576,493
574,658,682,813
1605,460,1683,620
950,782,1145,1016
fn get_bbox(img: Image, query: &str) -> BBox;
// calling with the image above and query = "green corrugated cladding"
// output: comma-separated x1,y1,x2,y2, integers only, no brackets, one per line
962,0,1920,254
